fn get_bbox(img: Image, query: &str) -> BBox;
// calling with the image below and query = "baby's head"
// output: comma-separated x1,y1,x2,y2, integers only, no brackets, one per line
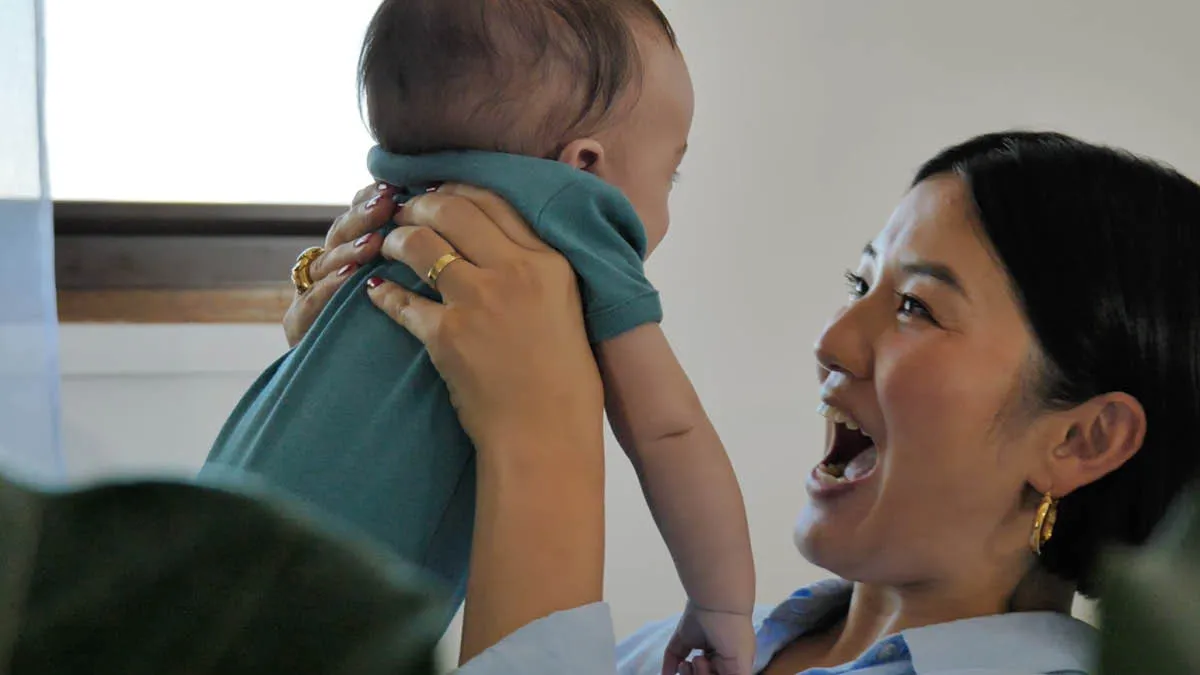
358,0,693,254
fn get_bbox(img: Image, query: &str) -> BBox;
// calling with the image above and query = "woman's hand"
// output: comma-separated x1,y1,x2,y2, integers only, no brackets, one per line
281,183,393,347
364,184,607,663
366,184,604,454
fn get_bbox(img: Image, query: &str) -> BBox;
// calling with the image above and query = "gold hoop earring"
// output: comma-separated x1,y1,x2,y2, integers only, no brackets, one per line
1030,491,1059,555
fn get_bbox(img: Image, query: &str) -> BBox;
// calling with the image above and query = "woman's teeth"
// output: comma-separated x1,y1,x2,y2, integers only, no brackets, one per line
818,462,847,480
814,448,879,485
816,402,870,437
815,401,879,486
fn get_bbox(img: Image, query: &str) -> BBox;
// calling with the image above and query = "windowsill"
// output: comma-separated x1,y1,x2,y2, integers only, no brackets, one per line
54,200,330,324
57,286,294,324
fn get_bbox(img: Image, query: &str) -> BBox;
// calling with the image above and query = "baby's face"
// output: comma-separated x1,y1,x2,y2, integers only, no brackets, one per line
596,27,694,257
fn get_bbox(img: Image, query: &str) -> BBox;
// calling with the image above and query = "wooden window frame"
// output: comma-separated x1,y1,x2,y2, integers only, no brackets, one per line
55,201,340,323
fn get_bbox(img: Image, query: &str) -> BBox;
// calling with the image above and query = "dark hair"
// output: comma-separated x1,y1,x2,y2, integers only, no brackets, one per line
357,0,676,156
913,131,1200,597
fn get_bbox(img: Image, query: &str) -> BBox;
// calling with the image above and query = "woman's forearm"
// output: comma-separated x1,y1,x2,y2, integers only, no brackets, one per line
459,428,608,664
354,184,613,665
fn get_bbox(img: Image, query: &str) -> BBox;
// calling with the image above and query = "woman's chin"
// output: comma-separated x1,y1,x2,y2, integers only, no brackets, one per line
792,504,829,564
793,504,859,574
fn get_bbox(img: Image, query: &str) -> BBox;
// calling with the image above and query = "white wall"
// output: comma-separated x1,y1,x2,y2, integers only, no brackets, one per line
56,0,1200,656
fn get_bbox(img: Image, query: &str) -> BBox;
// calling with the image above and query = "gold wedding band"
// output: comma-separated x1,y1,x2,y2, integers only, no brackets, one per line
291,246,326,294
426,253,465,290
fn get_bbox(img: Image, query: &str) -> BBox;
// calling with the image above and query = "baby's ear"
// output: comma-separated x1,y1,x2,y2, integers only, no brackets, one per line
556,138,605,175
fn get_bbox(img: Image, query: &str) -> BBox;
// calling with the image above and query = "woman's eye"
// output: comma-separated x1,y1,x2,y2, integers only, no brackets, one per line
897,293,935,322
844,271,868,298
843,272,939,325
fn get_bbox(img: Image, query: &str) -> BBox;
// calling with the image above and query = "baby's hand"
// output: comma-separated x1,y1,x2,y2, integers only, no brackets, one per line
662,603,756,675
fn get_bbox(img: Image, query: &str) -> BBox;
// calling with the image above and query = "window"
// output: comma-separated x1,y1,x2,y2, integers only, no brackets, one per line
46,0,384,321
45,0,381,204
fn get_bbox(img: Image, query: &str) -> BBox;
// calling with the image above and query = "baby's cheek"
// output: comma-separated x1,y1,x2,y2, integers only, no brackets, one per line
647,203,672,255
625,186,670,257
644,219,668,257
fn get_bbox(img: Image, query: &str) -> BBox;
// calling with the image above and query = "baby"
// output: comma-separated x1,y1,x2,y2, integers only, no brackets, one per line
203,0,755,671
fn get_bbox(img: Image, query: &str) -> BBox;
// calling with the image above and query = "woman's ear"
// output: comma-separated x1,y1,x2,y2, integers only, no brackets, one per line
556,138,605,176
1040,393,1146,496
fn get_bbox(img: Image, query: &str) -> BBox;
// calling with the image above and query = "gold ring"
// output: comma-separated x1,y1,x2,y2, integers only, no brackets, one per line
291,246,326,294
426,252,465,290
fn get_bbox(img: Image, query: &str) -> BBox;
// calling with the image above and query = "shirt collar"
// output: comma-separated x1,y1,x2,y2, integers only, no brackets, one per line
753,578,853,672
902,610,1095,674
753,579,1097,674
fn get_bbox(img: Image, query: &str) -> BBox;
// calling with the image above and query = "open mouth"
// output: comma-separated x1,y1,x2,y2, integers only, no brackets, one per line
815,403,878,484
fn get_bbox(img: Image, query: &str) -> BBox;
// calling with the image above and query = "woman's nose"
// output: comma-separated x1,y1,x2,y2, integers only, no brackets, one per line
813,306,874,382
814,341,850,381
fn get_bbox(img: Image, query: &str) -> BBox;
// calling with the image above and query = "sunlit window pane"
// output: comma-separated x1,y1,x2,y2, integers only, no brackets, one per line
44,0,382,205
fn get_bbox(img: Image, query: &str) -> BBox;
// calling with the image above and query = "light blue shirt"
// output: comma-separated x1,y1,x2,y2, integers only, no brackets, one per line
458,579,1096,674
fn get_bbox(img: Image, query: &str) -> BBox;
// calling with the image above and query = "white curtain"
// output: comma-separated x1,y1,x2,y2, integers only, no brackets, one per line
0,0,63,483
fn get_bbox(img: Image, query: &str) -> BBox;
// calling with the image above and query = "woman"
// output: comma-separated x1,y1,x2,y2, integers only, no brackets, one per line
284,131,1200,674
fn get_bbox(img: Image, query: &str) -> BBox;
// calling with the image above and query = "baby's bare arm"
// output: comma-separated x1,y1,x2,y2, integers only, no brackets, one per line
597,324,755,615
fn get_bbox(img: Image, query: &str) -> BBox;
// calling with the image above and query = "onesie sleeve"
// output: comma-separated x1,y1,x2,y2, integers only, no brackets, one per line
529,180,663,343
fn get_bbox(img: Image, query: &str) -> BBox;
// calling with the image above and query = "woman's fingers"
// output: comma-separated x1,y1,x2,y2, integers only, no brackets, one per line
285,226,384,346
380,225,481,299
306,228,383,283
325,182,397,250
282,261,361,346
305,236,376,285
365,278,444,347
281,183,391,347
436,183,551,251
396,189,534,268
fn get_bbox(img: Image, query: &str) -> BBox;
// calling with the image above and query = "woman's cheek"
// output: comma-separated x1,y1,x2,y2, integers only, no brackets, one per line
876,341,977,450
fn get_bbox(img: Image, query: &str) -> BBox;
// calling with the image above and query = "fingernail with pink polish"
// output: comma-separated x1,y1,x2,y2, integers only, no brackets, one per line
337,263,356,277
366,276,385,289
354,233,374,248
365,195,382,211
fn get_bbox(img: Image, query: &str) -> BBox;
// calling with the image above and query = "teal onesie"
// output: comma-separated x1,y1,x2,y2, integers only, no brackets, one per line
201,149,661,626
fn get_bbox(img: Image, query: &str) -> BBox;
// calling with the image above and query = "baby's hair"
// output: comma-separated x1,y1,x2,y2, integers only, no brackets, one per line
358,0,676,157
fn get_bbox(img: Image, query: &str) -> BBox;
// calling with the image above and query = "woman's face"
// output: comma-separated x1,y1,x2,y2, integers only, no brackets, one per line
795,175,1059,591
